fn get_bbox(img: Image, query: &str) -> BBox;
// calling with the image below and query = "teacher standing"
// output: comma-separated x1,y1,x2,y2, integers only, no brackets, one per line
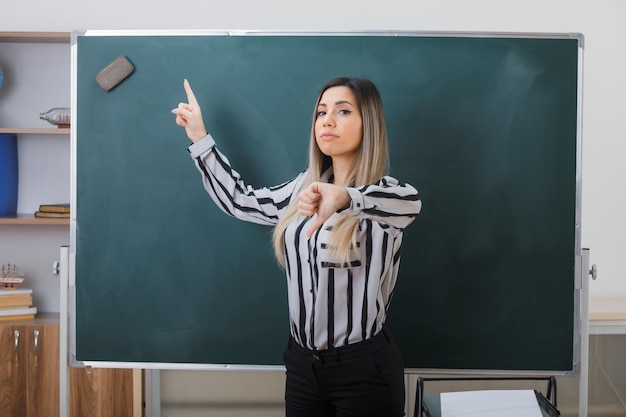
172,76,422,417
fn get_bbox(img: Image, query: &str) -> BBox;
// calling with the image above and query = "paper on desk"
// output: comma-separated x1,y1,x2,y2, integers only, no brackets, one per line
440,389,543,417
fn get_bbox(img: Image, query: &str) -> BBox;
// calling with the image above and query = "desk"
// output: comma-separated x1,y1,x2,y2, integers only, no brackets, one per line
589,297,626,335
415,377,558,417
421,392,557,417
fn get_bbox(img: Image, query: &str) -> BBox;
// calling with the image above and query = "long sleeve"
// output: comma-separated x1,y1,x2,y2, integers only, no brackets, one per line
188,134,305,226
188,134,423,351
341,176,422,234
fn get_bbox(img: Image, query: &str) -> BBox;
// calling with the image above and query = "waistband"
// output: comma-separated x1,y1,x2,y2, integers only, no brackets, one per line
288,328,392,363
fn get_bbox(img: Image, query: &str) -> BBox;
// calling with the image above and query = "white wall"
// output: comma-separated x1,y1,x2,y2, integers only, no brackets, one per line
1,0,624,300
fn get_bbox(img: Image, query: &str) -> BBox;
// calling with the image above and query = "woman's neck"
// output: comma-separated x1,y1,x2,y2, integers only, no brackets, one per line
330,157,354,186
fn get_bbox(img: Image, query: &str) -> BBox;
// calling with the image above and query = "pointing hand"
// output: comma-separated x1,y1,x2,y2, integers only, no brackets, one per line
172,79,208,143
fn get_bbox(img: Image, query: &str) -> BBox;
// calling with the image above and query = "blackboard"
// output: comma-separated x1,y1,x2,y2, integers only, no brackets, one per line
72,31,581,372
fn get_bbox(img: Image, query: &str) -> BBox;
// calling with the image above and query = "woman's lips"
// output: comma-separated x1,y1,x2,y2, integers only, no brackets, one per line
319,133,338,141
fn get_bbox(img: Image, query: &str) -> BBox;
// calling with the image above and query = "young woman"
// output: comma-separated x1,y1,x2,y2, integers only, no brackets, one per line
172,77,422,417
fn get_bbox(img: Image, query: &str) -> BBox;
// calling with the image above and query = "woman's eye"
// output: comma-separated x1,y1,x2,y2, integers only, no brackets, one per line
317,110,327,117
339,109,351,115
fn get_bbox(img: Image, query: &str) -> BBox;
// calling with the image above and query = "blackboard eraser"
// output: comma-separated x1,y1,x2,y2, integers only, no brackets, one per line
95,55,135,92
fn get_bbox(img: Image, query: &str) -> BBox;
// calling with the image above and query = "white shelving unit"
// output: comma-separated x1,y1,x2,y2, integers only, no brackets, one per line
0,32,71,226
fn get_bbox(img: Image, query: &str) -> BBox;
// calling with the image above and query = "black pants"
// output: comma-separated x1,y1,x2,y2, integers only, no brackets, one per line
283,328,405,417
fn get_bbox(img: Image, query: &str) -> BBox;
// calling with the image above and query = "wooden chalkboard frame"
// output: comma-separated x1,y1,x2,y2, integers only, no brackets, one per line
69,30,584,373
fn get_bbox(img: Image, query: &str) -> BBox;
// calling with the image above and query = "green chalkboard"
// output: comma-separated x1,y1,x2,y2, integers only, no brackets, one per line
73,32,581,371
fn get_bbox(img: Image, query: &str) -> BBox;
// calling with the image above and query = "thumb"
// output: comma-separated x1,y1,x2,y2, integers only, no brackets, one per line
306,215,324,239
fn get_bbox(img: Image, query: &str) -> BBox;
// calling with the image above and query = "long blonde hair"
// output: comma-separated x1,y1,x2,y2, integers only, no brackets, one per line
272,77,390,267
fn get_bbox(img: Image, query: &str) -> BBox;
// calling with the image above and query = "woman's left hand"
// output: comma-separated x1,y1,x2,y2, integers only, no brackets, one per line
298,182,350,238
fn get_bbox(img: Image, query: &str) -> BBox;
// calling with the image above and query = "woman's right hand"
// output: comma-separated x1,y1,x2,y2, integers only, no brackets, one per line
298,182,351,239
172,79,208,143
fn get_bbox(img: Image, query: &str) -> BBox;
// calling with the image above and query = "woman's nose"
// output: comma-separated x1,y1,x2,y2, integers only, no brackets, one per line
322,114,335,126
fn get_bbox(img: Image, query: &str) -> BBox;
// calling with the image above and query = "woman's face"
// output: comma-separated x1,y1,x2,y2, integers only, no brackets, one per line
314,86,363,162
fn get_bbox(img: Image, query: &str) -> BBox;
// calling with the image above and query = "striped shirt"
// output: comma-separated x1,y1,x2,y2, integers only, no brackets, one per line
188,134,422,350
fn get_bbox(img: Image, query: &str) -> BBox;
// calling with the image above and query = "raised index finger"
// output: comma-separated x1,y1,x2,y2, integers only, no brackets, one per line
183,79,199,105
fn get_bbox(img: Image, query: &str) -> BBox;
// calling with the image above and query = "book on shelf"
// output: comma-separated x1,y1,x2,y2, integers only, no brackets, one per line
0,295,33,309
0,287,32,296
0,314,36,322
0,306,37,321
35,211,70,218
0,288,35,320
38,203,70,213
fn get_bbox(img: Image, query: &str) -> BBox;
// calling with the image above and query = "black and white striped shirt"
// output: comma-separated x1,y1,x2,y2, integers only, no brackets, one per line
188,134,422,350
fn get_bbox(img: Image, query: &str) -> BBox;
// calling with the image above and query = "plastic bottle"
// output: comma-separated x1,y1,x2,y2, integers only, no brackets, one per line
40,107,71,126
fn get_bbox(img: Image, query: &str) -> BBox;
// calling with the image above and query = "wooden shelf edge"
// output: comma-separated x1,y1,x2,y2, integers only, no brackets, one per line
0,213,69,225
0,312,60,325
0,31,71,43
0,127,70,135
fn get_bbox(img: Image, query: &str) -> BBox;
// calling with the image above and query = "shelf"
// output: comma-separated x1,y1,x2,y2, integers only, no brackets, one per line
589,297,626,335
0,127,70,135
0,33,71,136
0,312,60,325
0,34,71,226
0,32,71,44
0,214,69,226
589,297,626,321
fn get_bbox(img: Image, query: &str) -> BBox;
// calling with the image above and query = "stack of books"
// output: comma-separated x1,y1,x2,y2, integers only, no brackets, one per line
0,288,36,321
34,203,70,219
